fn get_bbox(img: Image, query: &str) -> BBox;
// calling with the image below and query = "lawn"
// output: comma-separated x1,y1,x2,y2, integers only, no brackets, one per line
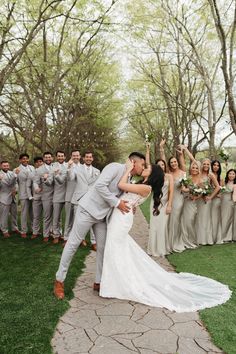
140,198,236,354
0,233,90,354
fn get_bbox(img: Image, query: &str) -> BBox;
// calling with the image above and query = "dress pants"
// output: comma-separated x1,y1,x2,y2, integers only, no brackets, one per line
73,204,96,244
0,203,11,233
53,202,64,237
32,199,43,235
56,205,107,283
42,199,53,238
64,202,74,240
20,199,33,233
10,201,19,231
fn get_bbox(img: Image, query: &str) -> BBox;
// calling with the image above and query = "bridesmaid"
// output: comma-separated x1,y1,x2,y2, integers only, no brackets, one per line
211,160,223,244
180,161,203,249
196,159,220,245
148,158,174,257
233,183,236,242
160,140,185,253
221,169,236,242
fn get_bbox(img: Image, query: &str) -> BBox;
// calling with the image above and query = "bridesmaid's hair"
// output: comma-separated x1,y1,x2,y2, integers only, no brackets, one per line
211,160,222,183
155,159,167,173
146,164,164,216
225,169,236,184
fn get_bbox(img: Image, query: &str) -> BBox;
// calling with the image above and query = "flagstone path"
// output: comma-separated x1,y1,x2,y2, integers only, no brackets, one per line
52,208,224,354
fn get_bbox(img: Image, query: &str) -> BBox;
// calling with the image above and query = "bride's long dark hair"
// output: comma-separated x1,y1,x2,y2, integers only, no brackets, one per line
146,164,164,216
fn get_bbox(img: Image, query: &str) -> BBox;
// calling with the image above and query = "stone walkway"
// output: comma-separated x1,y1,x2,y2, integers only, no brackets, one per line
52,209,224,354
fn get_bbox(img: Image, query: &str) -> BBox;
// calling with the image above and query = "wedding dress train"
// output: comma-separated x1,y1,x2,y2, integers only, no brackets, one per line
100,192,231,313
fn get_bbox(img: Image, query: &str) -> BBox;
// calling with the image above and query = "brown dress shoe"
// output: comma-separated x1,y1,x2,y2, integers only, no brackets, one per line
31,234,39,240
52,237,59,244
43,237,49,243
54,280,65,299
93,283,100,292
21,233,27,238
80,240,87,247
91,243,97,252
3,232,10,238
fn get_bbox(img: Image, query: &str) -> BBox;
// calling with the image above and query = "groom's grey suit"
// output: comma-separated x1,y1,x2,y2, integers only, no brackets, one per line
56,162,126,284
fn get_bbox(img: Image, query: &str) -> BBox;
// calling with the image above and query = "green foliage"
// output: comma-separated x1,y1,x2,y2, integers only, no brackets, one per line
140,197,236,354
0,233,90,354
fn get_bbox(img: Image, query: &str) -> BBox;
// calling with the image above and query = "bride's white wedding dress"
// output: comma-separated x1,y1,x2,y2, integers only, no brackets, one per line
100,192,231,313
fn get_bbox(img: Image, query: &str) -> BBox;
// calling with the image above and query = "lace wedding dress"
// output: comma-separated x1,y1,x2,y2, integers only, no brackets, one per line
100,192,231,312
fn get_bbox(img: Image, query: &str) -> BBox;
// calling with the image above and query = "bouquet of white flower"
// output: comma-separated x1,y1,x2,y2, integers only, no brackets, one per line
219,186,231,194
202,181,213,196
179,176,192,188
189,184,203,196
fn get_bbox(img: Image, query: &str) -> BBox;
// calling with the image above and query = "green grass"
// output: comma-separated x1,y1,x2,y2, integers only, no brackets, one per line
140,198,236,354
0,233,90,354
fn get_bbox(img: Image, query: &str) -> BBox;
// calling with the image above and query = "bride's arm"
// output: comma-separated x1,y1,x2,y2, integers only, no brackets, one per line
118,161,151,197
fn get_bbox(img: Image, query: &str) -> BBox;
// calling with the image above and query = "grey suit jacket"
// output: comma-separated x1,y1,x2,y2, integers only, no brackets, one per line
34,164,54,201
52,162,67,203
14,165,35,200
26,169,41,201
0,171,16,205
71,164,100,205
65,163,80,202
79,162,126,220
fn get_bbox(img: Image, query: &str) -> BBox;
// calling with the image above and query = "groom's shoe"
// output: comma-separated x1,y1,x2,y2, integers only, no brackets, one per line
93,283,100,292
54,280,65,299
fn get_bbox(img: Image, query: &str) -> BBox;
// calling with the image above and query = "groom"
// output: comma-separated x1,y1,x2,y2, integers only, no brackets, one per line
54,152,146,299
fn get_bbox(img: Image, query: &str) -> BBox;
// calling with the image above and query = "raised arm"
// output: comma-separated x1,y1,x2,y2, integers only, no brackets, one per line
159,139,166,163
180,145,197,164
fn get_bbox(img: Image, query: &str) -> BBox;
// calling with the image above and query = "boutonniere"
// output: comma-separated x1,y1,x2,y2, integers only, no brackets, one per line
95,172,99,176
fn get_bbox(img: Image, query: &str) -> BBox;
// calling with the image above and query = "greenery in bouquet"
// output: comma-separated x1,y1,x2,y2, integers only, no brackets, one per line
219,186,231,194
179,176,192,188
201,181,213,196
144,133,154,143
219,148,230,161
131,175,144,184
189,184,203,196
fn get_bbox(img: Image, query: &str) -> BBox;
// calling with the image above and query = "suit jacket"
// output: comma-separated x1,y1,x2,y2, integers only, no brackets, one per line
0,171,16,205
52,162,68,203
71,164,100,205
79,163,126,220
26,169,41,201
34,164,54,201
14,164,35,200
65,163,80,202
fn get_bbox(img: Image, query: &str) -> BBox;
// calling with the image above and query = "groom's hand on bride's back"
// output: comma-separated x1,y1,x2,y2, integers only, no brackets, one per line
117,200,130,214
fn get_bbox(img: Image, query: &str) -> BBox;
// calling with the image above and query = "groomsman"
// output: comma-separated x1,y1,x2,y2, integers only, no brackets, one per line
14,153,34,238
0,161,17,238
52,151,67,244
70,152,100,250
26,156,43,239
64,150,81,243
34,152,54,242
9,188,20,234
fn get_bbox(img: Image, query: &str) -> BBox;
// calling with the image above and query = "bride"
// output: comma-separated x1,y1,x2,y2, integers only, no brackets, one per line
100,160,232,313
